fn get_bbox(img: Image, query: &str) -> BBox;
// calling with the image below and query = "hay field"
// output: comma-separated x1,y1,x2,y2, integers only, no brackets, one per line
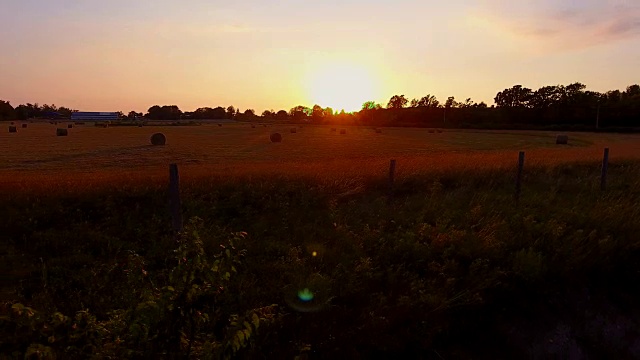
2,121,640,190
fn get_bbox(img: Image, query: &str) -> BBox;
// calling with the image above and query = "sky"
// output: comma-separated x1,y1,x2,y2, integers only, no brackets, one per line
1,0,639,113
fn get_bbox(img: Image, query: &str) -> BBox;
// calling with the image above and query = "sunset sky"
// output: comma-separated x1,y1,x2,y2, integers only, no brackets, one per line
1,0,639,113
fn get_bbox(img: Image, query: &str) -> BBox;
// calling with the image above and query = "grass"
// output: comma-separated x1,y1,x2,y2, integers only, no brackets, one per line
2,121,640,173
1,123,640,358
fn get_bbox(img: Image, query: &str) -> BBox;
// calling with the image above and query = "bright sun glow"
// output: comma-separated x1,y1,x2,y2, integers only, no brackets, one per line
305,61,380,113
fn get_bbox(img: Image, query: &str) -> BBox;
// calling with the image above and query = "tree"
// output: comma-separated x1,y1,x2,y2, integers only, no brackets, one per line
57,107,75,118
275,110,289,121
243,109,255,117
128,111,142,119
410,95,439,108
146,105,182,120
387,95,408,109
445,96,458,109
289,105,310,122
0,100,15,120
626,84,640,97
310,105,325,122
459,98,474,108
362,101,382,110
494,85,533,108
212,107,227,119
226,106,236,119
530,85,563,108
324,107,334,117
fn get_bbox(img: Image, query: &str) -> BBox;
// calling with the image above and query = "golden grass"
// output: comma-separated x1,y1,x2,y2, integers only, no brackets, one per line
2,121,640,193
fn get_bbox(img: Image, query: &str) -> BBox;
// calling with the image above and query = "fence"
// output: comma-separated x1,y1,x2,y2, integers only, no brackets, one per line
167,148,615,232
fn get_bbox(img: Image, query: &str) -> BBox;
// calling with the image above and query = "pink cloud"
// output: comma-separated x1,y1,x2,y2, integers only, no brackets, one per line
469,1,640,51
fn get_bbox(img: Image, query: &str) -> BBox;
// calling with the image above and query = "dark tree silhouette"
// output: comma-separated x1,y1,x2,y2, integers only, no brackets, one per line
0,100,15,120
146,105,182,120
410,95,439,108
387,95,408,109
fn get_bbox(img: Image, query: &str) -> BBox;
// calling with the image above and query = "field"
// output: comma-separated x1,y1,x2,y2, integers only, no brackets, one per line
2,121,640,190
2,121,640,359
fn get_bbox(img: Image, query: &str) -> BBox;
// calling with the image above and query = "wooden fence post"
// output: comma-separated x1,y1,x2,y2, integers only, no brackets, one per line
515,151,525,204
169,163,183,233
601,148,609,191
388,159,396,198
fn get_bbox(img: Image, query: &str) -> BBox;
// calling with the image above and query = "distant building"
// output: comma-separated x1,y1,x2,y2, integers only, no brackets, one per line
71,112,119,122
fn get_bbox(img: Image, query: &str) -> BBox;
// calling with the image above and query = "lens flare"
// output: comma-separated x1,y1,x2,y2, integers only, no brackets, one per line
297,288,314,302
284,273,331,313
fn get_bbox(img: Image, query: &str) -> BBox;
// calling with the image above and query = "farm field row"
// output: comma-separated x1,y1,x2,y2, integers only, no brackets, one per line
1,122,640,191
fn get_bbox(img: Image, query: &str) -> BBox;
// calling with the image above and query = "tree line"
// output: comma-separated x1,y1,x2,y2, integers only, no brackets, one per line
2,82,639,130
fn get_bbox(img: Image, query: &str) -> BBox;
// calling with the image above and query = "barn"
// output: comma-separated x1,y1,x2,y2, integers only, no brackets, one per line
71,112,119,122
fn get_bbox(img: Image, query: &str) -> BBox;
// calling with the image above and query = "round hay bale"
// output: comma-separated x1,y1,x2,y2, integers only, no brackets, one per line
8,126,17,133
67,124,73,129
290,128,297,133
428,129,435,133
339,129,346,135
436,129,443,133
556,135,569,145
150,133,166,146
218,123,223,127
21,124,28,128
270,133,282,143
56,128,68,136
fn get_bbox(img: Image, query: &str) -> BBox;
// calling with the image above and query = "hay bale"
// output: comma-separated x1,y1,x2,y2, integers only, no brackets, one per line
150,133,166,146
21,124,27,128
290,128,297,133
270,133,282,143
218,123,223,127
339,129,346,134
436,129,443,133
8,126,17,133
67,124,73,129
251,125,256,128
428,129,435,133
556,135,569,145
56,128,68,136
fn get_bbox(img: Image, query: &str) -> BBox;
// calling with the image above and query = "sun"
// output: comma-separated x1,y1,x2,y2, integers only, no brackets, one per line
304,61,380,113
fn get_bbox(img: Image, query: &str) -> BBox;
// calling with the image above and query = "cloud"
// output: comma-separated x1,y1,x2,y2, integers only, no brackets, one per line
469,1,640,51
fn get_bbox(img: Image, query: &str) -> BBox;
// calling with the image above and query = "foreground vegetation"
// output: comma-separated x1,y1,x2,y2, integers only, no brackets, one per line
2,161,640,359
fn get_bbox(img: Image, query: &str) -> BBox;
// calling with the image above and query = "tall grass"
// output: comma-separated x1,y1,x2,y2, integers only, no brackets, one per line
1,161,640,358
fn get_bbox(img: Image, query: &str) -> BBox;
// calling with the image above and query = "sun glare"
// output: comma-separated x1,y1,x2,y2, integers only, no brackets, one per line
305,61,380,113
